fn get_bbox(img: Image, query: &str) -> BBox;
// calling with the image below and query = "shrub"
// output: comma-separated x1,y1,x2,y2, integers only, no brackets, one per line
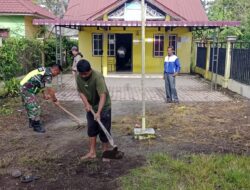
0,37,77,96
44,37,77,69
4,78,20,97
0,38,43,81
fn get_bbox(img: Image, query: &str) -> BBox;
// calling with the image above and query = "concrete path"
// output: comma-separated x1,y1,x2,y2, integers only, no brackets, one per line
55,74,231,102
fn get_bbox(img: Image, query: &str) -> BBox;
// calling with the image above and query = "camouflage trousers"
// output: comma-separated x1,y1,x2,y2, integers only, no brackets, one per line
20,90,41,121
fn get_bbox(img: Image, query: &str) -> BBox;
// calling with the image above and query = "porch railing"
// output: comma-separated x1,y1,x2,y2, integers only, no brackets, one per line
194,38,250,87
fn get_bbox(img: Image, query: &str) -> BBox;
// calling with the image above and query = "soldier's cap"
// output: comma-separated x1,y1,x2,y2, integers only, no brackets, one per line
77,59,91,73
71,46,78,51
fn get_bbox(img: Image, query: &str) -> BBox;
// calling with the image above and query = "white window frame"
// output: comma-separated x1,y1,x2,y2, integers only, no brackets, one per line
92,33,103,56
108,34,116,56
153,34,164,57
169,34,177,54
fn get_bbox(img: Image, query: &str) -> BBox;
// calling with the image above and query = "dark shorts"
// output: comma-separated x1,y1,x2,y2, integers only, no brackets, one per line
86,109,111,143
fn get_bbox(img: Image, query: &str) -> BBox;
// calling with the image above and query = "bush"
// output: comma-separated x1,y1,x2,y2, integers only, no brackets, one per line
4,78,20,97
0,37,77,81
44,37,77,69
0,38,43,81
0,37,77,96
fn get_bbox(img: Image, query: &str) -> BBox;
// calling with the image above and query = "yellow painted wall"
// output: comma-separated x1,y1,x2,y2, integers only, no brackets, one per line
79,27,192,74
24,16,38,38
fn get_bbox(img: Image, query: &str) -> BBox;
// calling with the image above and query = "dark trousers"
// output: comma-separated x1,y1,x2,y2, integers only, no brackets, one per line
164,73,179,102
86,109,111,143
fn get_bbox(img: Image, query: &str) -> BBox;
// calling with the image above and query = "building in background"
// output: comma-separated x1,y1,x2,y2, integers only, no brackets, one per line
33,0,239,75
0,0,55,38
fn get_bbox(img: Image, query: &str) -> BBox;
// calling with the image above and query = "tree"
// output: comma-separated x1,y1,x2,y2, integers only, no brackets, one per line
34,0,68,18
195,0,250,40
208,0,250,40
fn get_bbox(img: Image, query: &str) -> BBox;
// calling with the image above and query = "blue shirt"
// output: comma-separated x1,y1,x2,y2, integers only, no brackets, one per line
164,55,181,74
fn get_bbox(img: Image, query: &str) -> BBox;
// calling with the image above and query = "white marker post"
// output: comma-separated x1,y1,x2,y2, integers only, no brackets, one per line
134,0,155,140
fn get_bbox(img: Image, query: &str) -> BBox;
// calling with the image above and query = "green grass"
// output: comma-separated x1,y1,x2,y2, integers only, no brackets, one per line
121,154,250,190
0,106,13,115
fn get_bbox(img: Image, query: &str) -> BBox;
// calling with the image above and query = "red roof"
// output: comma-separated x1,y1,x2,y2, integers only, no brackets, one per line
0,0,55,19
157,0,208,21
64,0,208,21
33,19,240,27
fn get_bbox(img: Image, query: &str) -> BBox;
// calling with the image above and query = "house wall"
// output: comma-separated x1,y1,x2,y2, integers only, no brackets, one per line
79,27,192,74
0,16,25,37
24,16,38,38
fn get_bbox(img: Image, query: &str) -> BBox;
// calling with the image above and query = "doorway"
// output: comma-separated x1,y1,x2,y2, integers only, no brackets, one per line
115,34,132,72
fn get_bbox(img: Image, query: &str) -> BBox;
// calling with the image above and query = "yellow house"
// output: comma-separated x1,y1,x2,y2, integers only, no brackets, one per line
33,0,239,75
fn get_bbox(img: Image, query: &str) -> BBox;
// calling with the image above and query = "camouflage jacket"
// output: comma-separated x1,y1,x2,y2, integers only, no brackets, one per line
20,67,53,94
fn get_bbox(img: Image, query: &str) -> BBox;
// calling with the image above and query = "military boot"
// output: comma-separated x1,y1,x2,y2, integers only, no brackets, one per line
29,119,33,128
32,120,46,133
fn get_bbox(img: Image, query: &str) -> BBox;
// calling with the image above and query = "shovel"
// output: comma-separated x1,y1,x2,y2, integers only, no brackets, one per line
90,109,124,159
55,103,83,127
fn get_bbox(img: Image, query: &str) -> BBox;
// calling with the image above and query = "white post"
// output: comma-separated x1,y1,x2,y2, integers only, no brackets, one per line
134,0,155,139
223,36,237,88
141,0,146,130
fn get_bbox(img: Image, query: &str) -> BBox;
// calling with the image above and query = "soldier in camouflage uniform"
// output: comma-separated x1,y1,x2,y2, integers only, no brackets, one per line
20,64,62,133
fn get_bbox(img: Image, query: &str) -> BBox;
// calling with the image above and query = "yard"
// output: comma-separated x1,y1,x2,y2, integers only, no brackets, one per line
0,91,249,189
1,0,250,189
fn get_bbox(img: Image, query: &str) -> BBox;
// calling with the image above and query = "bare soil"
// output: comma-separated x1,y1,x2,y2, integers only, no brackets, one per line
0,96,249,190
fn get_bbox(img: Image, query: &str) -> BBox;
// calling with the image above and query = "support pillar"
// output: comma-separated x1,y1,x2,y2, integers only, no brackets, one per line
192,41,199,73
103,32,108,77
223,36,237,88
205,41,212,79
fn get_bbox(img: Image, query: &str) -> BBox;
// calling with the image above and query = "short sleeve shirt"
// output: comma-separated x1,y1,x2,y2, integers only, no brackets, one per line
76,70,111,112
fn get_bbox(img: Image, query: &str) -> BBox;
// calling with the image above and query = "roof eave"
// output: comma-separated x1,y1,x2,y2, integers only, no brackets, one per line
0,12,55,19
33,19,241,27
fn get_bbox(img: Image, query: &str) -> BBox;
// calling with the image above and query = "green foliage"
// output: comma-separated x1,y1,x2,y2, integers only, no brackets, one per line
0,37,77,80
196,0,250,40
0,38,43,80
0,37,77,97
44,38,57,66
0,38,22,81
44,37,77,69
63,37,78,68
0,106,13,115
121,153,250,190
4,78,20,97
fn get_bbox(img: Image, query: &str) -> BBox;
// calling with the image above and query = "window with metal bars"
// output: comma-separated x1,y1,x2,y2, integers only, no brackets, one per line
92,34,103,56
108,34,116,56
153,34,164,57
169,35,177,54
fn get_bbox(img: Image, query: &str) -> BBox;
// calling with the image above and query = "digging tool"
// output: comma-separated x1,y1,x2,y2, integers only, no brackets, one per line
56,103,82,126
90,109,124,159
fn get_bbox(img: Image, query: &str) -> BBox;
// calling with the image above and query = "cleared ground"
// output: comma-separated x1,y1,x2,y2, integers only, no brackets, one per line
0,93,249,189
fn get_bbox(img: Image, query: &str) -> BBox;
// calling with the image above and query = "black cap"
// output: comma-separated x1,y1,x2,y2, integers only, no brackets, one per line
71,46,78,51
77,59,91,73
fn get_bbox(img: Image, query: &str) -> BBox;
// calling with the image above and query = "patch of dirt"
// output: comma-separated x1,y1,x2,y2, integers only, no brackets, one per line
0,96,249,189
